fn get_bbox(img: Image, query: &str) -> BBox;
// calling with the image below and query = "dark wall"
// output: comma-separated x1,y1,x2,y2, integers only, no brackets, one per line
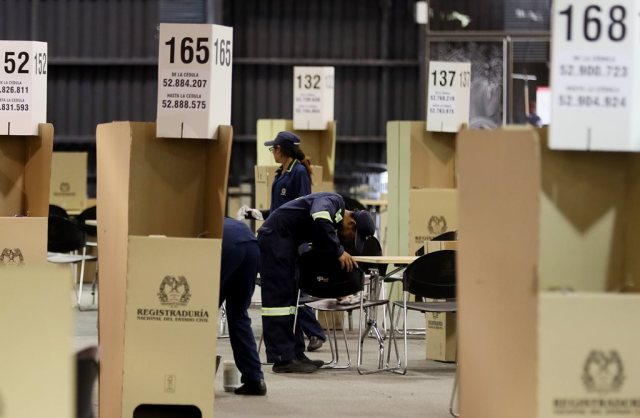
0,0,422,193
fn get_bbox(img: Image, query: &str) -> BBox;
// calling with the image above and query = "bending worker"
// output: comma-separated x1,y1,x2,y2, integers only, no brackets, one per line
219,218,266,395
258,192,373,373
240,131,327,352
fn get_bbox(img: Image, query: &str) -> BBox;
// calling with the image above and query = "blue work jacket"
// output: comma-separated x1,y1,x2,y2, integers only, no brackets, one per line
270,159,311,212
259,192,346,258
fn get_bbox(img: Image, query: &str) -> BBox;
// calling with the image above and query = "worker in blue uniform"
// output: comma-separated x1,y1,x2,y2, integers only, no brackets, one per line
219,218,266,395
257,192,373,373
239,131,328,352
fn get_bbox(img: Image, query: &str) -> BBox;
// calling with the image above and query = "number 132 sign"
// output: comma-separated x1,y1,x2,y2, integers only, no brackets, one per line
550,0,640,151
156,23,233,140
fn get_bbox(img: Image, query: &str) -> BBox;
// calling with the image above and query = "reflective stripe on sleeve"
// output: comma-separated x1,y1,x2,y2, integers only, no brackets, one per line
261,306,297,316
311,210,332,221
334,209,343,223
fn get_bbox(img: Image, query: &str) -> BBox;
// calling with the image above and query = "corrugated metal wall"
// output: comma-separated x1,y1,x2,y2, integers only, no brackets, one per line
1,0,421,193
224,0,421,188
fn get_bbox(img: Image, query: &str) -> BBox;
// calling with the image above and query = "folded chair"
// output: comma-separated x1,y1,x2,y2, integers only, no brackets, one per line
47,216,97,307
387,249,458,414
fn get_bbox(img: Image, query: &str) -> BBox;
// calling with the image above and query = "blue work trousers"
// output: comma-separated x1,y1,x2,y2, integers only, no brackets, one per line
257,230,306,363
219,240,263,383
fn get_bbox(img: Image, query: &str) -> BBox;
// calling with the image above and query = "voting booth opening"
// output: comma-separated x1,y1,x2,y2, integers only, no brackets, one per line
97,122,232,418
0,123,53,263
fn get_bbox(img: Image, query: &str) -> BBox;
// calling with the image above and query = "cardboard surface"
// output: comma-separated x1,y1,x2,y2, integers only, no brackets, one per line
97,121,232,418
50,151,87,210
408,189,458,256
458,125,640,418
256,119,336,183
0,217,47,264
0,264,73,418
424,240,458,254
425,311,457,362
122,236,221,417
0,123,53,217
539,293,640,417
538,128,640,292
386,121,456,256
457,127,539,418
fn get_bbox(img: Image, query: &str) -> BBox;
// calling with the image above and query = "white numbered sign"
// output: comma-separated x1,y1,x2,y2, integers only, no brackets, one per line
0,41,47,136
156,23,233,139
426,61,471,133
550,0,640,151
293,66,334,130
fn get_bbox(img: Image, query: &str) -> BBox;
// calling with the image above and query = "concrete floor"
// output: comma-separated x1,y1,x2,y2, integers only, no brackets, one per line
74,287,457,418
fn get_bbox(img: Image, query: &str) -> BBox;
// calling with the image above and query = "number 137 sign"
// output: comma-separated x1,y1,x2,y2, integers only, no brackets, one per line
550,0,640,151
426,61,471,133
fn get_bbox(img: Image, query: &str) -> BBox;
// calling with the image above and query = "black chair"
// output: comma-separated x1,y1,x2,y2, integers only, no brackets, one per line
300,242,394,374
75,205,97,237
387,250,457,375
340,195,367,211
49,204,70,219
47,216,98,307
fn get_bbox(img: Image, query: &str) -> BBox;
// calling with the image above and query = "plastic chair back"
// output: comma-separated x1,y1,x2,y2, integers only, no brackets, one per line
404,250,456,300
357,235,387,276
48,216,86,253
298,250,363,298
75,205,97,237
49,204,69,219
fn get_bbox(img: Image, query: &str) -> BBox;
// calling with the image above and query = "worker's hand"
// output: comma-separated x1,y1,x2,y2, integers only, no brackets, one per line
338,251,357,272
236,205,264,221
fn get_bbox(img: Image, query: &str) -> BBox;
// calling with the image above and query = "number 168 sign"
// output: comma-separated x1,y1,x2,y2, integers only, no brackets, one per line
550,0,640,151
156,23,233,140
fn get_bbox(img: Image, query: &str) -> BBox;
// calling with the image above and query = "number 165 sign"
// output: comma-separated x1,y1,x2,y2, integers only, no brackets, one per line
550,0,640,151
156,23,233,140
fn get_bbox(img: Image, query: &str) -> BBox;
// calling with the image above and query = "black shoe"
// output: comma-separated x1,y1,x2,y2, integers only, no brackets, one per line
307,336,324,352
272,359,318,373
297,353,324,368
234,379,267,396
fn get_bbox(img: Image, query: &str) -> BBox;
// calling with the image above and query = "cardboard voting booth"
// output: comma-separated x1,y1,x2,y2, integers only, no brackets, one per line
408,189,458,257
0,264,74,418
0,124,71,417
256,119,336,184
96,122,232,418
0,123,53,263
50,151,87,210
386,121,456,256
458,126,640,418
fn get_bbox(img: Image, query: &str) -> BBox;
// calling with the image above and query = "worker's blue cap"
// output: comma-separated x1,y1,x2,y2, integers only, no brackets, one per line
264,131,301,148
353,210,376,252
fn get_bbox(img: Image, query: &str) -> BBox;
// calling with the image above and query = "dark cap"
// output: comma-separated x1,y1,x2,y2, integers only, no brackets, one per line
264,131,301,148
353,210,376,252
